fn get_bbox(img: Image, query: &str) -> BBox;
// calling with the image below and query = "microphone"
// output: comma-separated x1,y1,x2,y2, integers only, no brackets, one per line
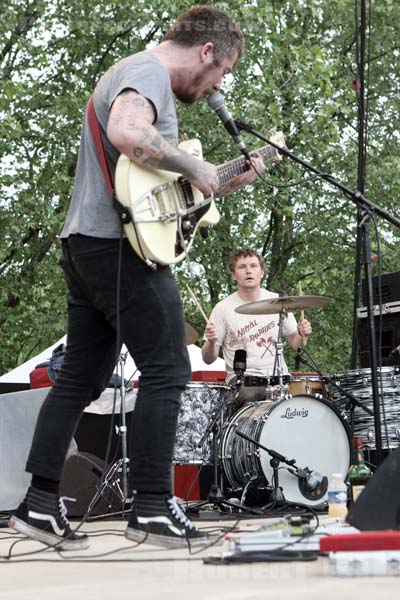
301,468,324,491
207,92,250,158
289,466,327,496
233,349,247,388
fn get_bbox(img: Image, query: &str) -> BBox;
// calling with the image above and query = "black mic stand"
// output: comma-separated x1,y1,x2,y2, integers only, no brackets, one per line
235,430,299,508
236,119,400,466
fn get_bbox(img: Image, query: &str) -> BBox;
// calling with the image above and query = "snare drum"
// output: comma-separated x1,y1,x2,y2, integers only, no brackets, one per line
290,373,325,397
174,382,232,464
221,395,350,506
330,367,400,449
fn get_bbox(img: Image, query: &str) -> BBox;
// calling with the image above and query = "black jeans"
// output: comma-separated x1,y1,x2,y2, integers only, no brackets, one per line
26,235,191,494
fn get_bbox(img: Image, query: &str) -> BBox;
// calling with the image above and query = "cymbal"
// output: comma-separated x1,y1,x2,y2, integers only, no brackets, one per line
235,295,332,315
185,322,199,345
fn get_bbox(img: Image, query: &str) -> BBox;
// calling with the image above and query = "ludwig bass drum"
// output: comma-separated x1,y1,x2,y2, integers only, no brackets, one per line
221,395,351,506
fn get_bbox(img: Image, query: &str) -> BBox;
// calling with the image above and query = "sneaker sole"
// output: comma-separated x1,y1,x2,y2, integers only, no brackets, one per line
9,516,90,551
125,526,220,549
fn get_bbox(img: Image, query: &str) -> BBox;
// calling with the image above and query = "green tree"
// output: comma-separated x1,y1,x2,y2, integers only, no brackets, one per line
1,0,399,376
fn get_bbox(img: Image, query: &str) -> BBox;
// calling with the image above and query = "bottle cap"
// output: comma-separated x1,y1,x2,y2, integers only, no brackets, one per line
353,435,363,448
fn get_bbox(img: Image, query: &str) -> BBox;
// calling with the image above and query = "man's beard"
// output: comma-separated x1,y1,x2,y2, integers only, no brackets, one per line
175,63,216,105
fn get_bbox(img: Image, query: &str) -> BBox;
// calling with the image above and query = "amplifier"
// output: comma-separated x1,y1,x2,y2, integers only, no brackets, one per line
357,310,400,367
362,270,400,305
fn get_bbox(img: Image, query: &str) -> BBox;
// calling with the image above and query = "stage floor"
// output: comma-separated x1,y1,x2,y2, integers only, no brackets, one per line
1,513,399,599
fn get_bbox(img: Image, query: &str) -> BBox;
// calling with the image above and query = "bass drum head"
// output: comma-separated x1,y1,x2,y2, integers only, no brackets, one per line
258,395,351,506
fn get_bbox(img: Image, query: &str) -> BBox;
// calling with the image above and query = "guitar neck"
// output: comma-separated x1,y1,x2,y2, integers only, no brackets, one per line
217,144,279,186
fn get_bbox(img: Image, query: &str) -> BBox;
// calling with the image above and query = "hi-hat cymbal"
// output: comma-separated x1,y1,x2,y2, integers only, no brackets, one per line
235,295,332,315
185,322,199,345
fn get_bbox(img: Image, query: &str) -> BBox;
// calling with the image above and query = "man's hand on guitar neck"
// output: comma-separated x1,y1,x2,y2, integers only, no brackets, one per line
217,151,265,197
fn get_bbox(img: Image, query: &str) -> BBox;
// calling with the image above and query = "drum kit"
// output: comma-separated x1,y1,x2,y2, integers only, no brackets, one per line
175,294,400,511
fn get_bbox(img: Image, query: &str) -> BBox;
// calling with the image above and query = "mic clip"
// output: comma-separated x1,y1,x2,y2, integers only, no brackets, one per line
235,372,244,389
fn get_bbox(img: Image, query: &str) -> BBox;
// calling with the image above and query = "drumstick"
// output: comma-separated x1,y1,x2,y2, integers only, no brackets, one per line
298,282,306,348
186,284,209,324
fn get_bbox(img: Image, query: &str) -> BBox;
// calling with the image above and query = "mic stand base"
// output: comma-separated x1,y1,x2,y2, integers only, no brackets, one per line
269,487,285,505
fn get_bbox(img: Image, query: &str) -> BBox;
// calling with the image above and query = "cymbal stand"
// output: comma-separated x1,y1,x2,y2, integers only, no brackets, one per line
115,351,129,500
271,309,290,398
86,352,131,515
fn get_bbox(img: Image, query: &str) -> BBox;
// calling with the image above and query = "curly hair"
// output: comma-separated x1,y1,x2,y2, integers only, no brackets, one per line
229,248,265,273
163,5,244,65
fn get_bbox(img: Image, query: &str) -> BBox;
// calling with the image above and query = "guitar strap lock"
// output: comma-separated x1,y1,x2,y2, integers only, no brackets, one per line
112,193,133,225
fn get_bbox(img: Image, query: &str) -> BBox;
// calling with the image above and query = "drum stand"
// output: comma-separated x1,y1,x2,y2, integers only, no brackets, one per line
297,346,373,440
86,352,131,516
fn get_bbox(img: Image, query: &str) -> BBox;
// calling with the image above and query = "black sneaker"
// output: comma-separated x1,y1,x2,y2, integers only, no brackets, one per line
126,494,219,549
9,487,90,550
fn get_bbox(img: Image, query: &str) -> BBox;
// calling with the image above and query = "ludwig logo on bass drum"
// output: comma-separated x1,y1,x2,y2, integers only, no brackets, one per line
281,407,309,419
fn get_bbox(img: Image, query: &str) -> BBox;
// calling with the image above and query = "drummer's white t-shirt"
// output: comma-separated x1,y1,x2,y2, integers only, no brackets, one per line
209,290,298,377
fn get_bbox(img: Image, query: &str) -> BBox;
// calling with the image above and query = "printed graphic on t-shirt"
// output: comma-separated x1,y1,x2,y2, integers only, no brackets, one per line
226,318,277,360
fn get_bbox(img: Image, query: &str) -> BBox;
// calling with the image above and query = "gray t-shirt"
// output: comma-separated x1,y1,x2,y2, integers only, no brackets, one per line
61,51,178,238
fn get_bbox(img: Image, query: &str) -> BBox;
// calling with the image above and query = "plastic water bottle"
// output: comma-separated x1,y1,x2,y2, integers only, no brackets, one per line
328,473,348,520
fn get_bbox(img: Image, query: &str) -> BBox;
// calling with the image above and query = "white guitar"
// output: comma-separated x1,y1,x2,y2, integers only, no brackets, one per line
115,132,285,266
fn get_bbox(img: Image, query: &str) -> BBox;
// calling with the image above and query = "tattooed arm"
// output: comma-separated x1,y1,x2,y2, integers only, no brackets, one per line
107,89,219,197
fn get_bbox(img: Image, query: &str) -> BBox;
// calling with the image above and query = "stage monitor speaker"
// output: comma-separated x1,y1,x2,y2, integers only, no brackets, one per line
59,452,124,517
346,447,400,530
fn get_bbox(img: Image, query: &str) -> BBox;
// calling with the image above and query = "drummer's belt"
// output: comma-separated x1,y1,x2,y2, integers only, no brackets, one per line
244,375,291,387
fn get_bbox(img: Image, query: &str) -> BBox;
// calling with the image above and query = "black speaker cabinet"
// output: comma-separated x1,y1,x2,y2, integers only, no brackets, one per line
59,452,124,517
358,312,400,368
347,447,400,530
362,271,400,306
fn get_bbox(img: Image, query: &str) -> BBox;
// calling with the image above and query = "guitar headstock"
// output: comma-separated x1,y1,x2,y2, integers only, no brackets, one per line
267,129,286,163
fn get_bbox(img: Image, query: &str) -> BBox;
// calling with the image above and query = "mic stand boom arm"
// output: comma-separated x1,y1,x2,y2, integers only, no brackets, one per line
235,119,400,466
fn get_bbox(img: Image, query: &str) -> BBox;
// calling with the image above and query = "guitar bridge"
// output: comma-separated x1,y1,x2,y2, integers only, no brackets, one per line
132,181,186,223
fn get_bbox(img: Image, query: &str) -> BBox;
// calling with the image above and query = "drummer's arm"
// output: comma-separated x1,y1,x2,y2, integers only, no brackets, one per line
202,321,220,364
286,318,312,350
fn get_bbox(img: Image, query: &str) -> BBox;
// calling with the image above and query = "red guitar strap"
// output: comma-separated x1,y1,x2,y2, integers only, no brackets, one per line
86,95,114,196
86,95,132,225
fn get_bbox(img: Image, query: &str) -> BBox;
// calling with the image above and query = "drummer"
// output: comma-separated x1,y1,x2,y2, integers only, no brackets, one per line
201,248,312,406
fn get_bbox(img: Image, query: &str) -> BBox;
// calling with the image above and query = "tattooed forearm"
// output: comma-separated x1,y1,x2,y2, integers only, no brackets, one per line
108,89,211,181
144,146,204,179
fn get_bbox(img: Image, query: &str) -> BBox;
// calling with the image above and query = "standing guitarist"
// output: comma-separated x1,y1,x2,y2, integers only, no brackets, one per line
9,6,264,550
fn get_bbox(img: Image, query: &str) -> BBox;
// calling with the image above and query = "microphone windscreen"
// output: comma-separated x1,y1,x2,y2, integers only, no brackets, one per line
233,349,247,372
207,91,224,111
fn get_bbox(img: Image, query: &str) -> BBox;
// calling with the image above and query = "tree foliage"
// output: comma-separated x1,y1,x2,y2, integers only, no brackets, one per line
1,0,399,375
